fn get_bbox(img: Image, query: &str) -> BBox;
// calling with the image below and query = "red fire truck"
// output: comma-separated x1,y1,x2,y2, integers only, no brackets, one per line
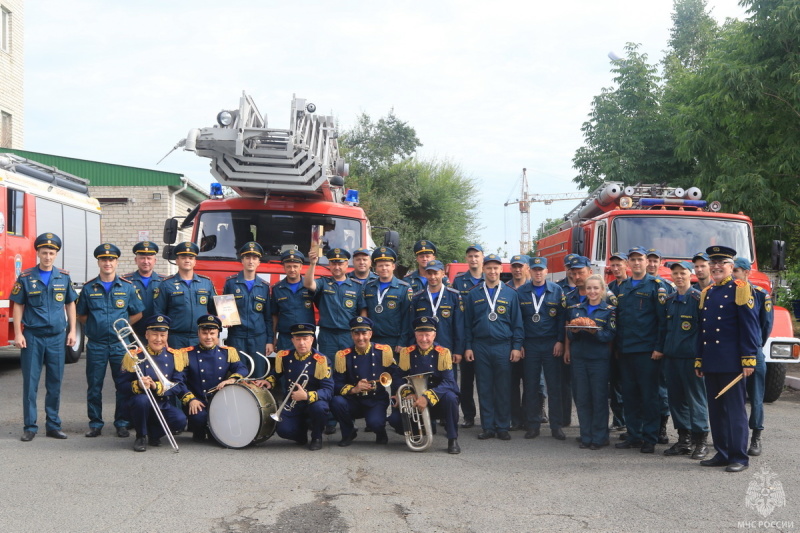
536,182,799,402
0,153,101,362
162,92,397,289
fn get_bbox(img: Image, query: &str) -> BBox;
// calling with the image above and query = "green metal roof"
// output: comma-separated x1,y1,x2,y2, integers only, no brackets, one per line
2,149,208,202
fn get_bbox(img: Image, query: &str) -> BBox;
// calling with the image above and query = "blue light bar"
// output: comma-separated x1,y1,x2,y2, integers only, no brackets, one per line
210,183,223,196
639,198,707,208
344,189,360,204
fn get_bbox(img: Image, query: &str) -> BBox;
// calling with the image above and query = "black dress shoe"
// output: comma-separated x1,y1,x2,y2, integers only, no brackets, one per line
615,439,644,449
324,425,337,435
116,427,130,438
192,430,207,442
448,439,461,454
579,441,590,449
308,438,323,451
595,440,610,447
338,429,358,447
295,436,309,445
575,436,582,442
46,429,68,439
85,427,102,438
725,462,748,473
477,431,496,440
619,432,629,440
551,428,566,441
375,430,388,445
640,442,655,453
461,419,474,429
524,428,540,439
700,455,729,467
589,443,601,450
133,437,147,452
509,423,522,431
497,431,511,441
148,436,161,447
21,431,35,442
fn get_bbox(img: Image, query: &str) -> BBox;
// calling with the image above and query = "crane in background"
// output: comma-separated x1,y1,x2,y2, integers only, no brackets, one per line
504,168,587,254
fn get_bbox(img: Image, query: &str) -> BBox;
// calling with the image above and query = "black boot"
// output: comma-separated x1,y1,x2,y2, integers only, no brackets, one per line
747,429,762,457
663,429,691,456
658,415,670,445
690,432,708,460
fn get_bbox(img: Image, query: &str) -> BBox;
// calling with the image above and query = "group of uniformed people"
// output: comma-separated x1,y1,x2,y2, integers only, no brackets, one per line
12,233,769,468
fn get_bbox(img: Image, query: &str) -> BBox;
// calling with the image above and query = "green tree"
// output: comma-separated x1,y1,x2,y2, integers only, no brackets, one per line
340,112,480,266
662,0,719,80
572,43,691,191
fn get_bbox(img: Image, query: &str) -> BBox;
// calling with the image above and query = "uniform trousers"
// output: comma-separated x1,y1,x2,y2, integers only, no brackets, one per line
460,360,477,422
317,328,351,360
128,393,187,439
559,357,573,425
572,356,610,445
620,352,662,444
331,394,389,438
705,372,749,465
227,333,269,378
659,369,670,417
510,360,525,427
745,354,766,431
276,400,330,442
187,404,210,434
522,338,563,430
663,357,709,433
608,355,625,427
21,330,65,433
472,340,512,433
86,342,129,429
388,390,460,439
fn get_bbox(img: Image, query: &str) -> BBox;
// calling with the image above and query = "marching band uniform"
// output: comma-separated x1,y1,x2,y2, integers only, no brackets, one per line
181,315,249,441
153,241,216,349
271,250,316,352
331,317,400,445
77,243,145,438
122,241,165,340
267,324,333,450
11,233,78,441
696,246,761,472
115,315,191,451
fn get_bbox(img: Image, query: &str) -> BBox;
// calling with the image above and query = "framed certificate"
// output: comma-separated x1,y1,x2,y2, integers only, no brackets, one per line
213,294,241,327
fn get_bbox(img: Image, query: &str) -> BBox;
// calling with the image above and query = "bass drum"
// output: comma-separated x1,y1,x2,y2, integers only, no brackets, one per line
207,381,277,448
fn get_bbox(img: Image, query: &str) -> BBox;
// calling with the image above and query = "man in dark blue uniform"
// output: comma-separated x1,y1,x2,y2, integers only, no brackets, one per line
405,240,447,293
153,241,216,349
116,314,191,452
607,251,628,431
517,257,568,440
464,254,524,440
331,317,399,446
614,246,669,454
123,241,165,340
732,257,773,457
349,248,378,285
450,244,484,428
696,246,760,472
692,252,713,291
78,243,145,439
390,316,462,454
222,242,274,378
304,248,366,359
266,324,334,451
12,233,78,442
659,261,709,459
181,315,249,442
563,255,594,426
507,255,531,431
271,250,316,352
646,248,676,444
410,260,465,359
363,247,413,351
556,254,578,292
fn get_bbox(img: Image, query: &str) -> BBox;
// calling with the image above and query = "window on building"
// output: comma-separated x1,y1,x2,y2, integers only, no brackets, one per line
1,111,11,147
1,7,10,53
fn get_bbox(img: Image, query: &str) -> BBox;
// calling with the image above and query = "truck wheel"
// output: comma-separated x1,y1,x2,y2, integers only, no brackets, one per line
65,322,85,364
763,363,786,403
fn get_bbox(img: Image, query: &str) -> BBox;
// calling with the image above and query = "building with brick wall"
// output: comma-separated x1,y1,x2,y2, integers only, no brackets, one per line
4,149,208,275
0,0,24,149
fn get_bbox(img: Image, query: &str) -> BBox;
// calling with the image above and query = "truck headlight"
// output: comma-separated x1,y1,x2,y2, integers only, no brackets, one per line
770,343,794,359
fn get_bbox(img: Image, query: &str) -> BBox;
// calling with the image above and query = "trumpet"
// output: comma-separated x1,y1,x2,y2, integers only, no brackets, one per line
396,372,434,452
270,361,311,422
113,318,179,453
360,372,392,395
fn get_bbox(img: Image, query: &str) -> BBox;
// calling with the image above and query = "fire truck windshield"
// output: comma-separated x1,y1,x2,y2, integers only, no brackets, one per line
611,215,754,261
195,210,362,265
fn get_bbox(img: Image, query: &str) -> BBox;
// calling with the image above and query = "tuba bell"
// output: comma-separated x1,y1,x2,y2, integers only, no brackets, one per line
396,372,434,452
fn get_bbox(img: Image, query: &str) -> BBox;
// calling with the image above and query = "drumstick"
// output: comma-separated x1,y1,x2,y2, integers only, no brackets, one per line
715,373,744,399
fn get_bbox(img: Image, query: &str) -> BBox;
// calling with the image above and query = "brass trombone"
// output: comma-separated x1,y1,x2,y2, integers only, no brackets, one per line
113,318,179,453
270,361,311,422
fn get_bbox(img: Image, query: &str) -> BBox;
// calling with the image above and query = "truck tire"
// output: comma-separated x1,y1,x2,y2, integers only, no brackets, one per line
763,363,786,404
65,322,85,364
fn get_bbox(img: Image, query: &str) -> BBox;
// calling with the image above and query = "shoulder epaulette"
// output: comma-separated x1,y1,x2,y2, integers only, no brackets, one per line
734,279,754,307
397,279,411,287
313,353,329,380
753,285,766,293
118,277,133,284
275,350,290,373
374,343,396,367
567,303,581,309
412,289,426,298
334,348,350,373
403,272,414,278
226,347,240,363
699,284,713,308
434,345,452,371
121,350,141,372
453,272,467,279
226,273,237,280
122,272,136,279
197,273,212,280
689,290,701,301
399,346,415,371
445,286,460,295
169,348,188,371
21,267,35,276
664,292,677,302
58,268,70,275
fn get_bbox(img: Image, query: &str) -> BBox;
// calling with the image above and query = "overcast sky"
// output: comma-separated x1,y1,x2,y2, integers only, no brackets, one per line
23,0,748,256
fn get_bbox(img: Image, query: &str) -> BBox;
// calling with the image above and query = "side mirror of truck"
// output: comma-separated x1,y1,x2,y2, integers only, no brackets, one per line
162,244,175,261
163,218,179,244
571,226,584,255
771,240,786,271
383,230,400,252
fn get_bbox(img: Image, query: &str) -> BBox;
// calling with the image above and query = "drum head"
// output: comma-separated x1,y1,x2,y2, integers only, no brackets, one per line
208,383,271,448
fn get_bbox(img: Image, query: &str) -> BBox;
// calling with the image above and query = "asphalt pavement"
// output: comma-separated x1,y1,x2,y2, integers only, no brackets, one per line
0,351,797,533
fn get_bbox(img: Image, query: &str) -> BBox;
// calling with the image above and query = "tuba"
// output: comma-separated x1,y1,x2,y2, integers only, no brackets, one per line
396,372,434,452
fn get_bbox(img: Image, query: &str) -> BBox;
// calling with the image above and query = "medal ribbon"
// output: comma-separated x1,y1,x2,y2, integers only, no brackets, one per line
531,285,546,316
427,287,445,316
483,283,502,317
376,284,391,308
